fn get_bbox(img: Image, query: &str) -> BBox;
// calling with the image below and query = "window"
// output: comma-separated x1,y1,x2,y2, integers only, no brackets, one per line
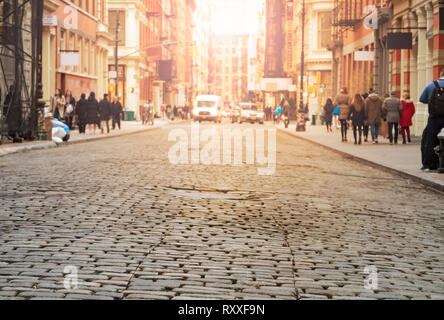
318,12,331,49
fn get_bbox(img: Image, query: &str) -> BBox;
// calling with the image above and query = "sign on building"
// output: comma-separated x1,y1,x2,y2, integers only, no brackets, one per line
43,15,58,27
60,52,80,66
387,33,413,50
354,51,375,61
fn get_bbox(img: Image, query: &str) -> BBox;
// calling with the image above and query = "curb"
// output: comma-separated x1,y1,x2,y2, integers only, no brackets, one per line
278,128,444,194
0,122,175,158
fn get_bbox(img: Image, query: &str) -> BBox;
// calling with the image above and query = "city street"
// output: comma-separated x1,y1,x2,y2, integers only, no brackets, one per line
0,122,443,300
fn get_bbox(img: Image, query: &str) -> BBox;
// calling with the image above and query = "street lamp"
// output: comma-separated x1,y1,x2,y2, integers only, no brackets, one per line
296,0,306,132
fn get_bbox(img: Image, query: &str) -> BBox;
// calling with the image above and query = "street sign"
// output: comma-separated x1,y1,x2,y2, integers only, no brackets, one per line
109,71,117,79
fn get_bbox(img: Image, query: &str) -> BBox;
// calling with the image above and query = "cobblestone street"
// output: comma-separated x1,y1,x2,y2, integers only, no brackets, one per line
0,123,443,300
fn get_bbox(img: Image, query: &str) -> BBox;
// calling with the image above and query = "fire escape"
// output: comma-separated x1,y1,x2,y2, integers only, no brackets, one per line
0,0,45,142
330,0,362,50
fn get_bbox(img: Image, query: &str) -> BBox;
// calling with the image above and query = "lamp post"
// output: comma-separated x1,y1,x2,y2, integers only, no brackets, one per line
296,0,306,131
114,12,120,97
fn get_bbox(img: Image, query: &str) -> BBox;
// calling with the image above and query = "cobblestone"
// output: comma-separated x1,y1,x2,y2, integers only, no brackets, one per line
0,123,443,299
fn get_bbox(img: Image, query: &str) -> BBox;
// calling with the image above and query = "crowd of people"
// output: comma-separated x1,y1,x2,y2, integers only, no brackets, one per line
322,67,444,171
323,88,415,146
160,104,190,120
50,90,123,135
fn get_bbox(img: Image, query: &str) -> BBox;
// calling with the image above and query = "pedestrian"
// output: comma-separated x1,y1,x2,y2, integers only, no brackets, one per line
64,90,76,130
362,92,370,142
419,68,444,171
161,104,165,119
111,96,123,130
76,93,88,134
333,87,352,142
98,93,111,134
173,105,178,119
86,92,100,134
3,84,14,117
400,91,416,144
349,93,366,144
382,91,403,145
364,89,383,144
50,89,66,121
275,105,282,124
323,98,334,132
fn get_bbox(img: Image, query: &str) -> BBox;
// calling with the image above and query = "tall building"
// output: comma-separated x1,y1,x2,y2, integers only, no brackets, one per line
211,34,249,103
41,0,111,103
193,0,211,97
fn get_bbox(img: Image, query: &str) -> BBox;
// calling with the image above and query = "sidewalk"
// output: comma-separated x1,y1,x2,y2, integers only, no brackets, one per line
277,123,444,192
0,120,171,157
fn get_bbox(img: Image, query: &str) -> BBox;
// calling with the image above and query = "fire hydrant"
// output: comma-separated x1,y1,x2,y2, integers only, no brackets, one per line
435,128,444,173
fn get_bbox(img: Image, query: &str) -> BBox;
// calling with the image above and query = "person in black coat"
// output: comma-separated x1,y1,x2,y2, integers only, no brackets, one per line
112,96,123,130
86,92,100,134
98,94,111,134
323,98,334,132
76,93,88,134
348,93,366,144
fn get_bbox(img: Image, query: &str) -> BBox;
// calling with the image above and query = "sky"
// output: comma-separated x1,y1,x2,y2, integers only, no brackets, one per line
210,0,264,35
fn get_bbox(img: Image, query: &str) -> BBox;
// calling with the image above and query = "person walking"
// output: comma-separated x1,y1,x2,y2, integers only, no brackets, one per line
400,91,416,144
76,93,88,134
333,87,352,142
382,91,403,145
323,98,334,132
349,93,366,144
86,92,100,134
64,90,76,130
365,89,383,144
50,89,66,122
419,68,444,171
98,94,111,134
275,105,282,124
112,97,123,130
362,92,370,142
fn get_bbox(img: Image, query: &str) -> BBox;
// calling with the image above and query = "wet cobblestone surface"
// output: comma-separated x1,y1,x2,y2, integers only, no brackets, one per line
0,123,443,300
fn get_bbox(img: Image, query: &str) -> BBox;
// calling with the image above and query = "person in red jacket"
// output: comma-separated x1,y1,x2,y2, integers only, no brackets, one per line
400,91,416,144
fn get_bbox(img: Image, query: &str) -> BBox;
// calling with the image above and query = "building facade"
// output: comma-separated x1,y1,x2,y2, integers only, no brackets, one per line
211,34,249,103
193,0,211,98
41,0,111,104
330,0,444,136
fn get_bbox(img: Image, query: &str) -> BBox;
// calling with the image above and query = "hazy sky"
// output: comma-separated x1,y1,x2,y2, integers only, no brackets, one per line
210,0,264,35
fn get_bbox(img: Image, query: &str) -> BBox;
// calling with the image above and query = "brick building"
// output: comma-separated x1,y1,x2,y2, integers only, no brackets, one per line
210,34,249,103
42,0,111,103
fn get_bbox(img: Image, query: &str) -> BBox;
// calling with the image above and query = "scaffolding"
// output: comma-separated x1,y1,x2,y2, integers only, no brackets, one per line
0,0,44,142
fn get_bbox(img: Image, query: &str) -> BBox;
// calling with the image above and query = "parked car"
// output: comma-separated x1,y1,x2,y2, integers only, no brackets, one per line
239,103,264,124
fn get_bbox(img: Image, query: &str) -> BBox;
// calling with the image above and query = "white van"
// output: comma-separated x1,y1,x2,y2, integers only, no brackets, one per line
192,95,223,123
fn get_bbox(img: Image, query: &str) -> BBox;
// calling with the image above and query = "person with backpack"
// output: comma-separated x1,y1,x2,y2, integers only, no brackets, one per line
419,68,444,171
333,88,352,142
364,89,383,144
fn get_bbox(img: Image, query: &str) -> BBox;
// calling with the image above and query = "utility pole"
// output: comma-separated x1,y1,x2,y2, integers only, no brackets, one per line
114,12,120,97
296,0,306,131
